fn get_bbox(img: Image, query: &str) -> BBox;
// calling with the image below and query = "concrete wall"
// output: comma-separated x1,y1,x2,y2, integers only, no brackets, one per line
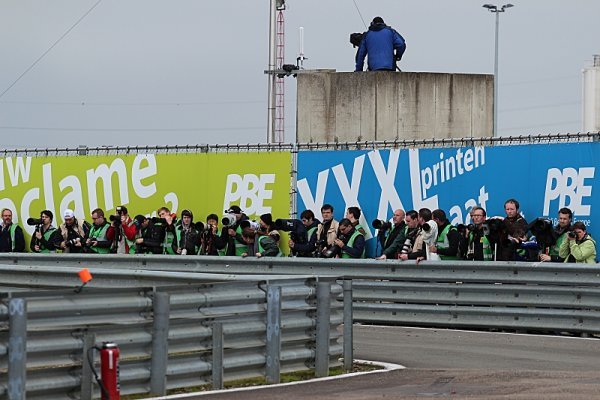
296,71,493,142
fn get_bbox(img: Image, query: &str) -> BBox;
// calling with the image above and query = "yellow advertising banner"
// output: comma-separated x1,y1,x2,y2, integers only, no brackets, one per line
0,152,291,238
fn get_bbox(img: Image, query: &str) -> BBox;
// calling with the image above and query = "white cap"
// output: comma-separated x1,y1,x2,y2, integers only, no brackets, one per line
64,209,75,218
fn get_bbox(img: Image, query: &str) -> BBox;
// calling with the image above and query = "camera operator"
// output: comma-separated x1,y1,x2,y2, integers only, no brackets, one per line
377,210,418,260
106,206,137,254
334,218,365,259
539,207,572,262
312,204,339,256
464,206,494,261
86,208,111,254
29,210,56,253
152,206,178,254
558,221,597,264
0,208,25,253
429,209,461,260
288,210,320,257
380,209,405,252
220,205,248,256
175,209,200,255
52,209,91,253
345,207,367,236
497,198,528,261
199,214,225,255
241,227,282,258
135,216,165,254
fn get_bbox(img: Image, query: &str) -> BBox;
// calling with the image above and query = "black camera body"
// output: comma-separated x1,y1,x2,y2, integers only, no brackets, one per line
274,219,308,245
350,32,364,48
567,231,577,239
528,217,557,249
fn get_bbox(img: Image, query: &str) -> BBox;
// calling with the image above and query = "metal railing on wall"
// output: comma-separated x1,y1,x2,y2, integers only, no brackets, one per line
0,275,349,400
1,254,598,336
1,132,598,156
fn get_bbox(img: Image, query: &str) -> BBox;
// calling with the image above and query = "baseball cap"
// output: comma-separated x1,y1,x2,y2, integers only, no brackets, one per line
225,205,243,214
64,209,75,219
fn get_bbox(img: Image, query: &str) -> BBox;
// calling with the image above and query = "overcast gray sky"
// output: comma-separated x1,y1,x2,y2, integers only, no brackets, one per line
0,0,598,149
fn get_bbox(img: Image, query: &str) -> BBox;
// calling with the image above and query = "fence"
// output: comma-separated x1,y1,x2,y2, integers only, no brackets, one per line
1,254,598,336
0,274,349,400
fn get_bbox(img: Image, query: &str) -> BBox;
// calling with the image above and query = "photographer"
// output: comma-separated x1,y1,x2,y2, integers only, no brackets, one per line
539,207,572,262
175,209,201,255
464,206,494,261
429,209,461,260
86,208,111,254
106,206,137,254
377,210,418,260
288,209,320,257
200,214,225,255
241,227,282,258
335,218,365,259
312,204,339,257
220,205,248,256
497,198,528,261
379,209,405,252
559,221,597,264
52,209,91,253
135,216,165,254
345,207,367,236
0,208,25,253
155,207,178,254
29,210,56,253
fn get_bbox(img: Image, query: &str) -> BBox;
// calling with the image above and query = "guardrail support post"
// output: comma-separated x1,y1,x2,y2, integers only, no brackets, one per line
315,281,331,378
212,322,224,390
81,332,96,400
8,298,27,400
266,285,282,384
150,292,170,396
343,280,353,371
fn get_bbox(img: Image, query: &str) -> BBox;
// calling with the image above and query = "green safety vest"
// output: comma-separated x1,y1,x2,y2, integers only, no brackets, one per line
257,235,283,257
160,224,176,255
8,224,18,252
88,223,110,254
436,225,460,260
216,228,226,256
227,224,247,256
341,230,364,259
39,227,57,253
307,226,318,241
549,232,567,257
468,231,493,261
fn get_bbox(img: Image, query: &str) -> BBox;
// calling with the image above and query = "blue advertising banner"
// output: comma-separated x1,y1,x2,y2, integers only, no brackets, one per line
297,143,599,258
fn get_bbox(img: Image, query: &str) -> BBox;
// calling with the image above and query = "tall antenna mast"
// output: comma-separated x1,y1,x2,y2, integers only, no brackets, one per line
267,0,286,143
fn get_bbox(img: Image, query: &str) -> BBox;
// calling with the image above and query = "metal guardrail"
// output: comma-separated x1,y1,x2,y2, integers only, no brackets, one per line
1,254,598,336
0,276,349,400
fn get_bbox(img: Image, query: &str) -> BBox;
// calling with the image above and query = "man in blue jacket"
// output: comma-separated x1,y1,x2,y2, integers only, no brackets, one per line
355,16,406,72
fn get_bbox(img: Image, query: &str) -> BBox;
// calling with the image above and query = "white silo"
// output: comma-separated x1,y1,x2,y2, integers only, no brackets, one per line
583,55,600,132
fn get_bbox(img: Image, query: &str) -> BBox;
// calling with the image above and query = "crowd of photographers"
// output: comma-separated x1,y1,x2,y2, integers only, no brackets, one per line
0,199,596,263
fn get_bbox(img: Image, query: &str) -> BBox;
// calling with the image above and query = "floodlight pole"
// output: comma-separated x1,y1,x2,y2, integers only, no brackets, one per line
483,3,514,137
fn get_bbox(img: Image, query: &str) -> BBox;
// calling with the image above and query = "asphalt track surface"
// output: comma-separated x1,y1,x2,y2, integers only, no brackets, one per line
158,325,600,400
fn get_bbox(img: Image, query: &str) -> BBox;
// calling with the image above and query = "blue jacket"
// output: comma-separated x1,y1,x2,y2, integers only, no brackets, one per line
355,23,406,71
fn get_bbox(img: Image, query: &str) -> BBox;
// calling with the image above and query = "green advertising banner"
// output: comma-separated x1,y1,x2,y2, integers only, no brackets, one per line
0,152,291,239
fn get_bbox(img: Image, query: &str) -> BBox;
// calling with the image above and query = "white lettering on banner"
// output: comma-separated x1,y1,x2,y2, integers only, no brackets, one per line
448,186,489,225
21,188,40,235
297,170,329,220
419,147,485,199
86,158,129,212
42,163,56,217
332,155,372,239
409,149,439,211
223,174,275,216
368,150,404,220
5,157,32,188
58,175,85,219
543,167,594,215
163,192,179,214
132,155,157,199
